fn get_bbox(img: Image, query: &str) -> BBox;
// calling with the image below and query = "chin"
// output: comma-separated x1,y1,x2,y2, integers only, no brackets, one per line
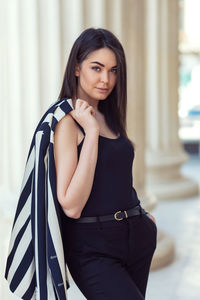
98,97,109,102
95,93,110,100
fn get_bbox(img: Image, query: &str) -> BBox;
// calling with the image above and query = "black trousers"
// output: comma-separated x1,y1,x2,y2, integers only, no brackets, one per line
62,212,157,300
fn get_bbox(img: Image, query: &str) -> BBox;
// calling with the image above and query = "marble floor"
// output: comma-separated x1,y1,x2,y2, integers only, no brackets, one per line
66,155,200,300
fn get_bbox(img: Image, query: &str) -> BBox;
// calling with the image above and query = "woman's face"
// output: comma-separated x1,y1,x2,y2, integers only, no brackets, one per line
75,47,117,102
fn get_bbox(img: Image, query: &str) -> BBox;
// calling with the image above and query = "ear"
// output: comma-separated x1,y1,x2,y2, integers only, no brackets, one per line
75,63,80,77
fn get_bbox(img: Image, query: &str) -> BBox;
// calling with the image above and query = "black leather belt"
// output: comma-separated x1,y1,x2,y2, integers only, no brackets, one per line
67,205,148,223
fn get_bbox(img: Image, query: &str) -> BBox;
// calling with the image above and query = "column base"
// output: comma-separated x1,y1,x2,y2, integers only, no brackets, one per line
146,150,199,200
147,175,199,201
150,229,175,271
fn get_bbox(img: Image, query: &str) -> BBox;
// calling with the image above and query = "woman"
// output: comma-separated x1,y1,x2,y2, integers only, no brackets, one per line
54,28,157,300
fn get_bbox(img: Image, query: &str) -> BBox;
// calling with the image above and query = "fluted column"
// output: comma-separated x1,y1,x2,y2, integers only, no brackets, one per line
60,0,83,65
121,0,175,270
37,0,62,111
121,0,156,212
104,0,122,37
82,0,106,28
145,0,199,200
1,1,27,192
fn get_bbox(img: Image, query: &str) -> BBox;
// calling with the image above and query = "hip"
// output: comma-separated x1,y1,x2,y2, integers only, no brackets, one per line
62,213,157,261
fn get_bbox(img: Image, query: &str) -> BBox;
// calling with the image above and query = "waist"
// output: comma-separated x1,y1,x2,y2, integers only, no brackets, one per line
66,204,147,224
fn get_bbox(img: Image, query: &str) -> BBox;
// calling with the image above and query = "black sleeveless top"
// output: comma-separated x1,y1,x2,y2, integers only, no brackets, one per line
74,120,140,217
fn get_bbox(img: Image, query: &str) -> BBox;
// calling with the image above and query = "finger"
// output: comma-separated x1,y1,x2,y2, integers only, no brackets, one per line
80,103,90,112
147,214,156,224
152,217,156,224
77,101,90,113
86,106,96,116
75,99,85,109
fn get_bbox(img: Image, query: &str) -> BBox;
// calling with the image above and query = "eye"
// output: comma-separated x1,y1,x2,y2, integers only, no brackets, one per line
111,68,117,74
92,66,101,72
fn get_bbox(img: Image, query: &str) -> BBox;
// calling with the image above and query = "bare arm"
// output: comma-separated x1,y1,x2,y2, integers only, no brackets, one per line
53,113,99,219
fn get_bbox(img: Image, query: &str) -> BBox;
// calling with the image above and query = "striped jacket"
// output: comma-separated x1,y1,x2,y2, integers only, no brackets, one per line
5,98,75,300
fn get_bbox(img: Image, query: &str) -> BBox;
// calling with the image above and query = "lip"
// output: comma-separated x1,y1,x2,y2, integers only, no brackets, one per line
96,88,109,93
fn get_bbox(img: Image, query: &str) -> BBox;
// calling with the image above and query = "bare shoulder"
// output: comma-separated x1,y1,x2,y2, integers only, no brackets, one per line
54,113,78,146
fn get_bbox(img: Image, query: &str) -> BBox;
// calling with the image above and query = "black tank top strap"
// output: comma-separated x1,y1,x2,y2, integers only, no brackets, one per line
73,118,85,136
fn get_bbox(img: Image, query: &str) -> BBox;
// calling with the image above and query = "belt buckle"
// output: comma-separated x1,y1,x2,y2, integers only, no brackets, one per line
114,210,128,221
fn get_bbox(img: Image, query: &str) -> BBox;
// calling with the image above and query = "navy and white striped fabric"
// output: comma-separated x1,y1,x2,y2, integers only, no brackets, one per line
5,98,74,300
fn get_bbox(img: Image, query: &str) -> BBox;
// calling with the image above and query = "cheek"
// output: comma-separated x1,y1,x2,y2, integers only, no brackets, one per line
81,70,96,86
110,76,117,88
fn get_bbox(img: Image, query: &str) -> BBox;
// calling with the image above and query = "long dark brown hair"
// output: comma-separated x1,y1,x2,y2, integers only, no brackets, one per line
58,27,135,149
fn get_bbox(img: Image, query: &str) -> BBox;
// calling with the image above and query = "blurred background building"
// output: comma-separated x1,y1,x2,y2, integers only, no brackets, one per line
0,0,199,299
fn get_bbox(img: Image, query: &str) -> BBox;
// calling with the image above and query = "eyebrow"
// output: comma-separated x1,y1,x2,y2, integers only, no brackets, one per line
90,61,117,68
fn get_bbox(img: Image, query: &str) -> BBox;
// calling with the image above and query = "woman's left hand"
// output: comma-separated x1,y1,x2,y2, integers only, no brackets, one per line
146,213,156,225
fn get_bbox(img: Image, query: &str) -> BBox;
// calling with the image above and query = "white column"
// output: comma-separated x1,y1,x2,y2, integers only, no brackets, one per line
104,0,122,38
121,0,175,270
1,0,64,192
145,0,199,200
17,0,41,172
37,0,62,111
121,0,156,211
81,0,122,38
82,0,106,28
1,1,23,192
60,0,84,74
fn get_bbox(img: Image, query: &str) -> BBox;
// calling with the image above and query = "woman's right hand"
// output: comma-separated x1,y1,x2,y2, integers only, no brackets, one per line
69,98,100,134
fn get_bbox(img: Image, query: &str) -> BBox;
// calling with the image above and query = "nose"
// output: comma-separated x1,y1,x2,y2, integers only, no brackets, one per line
100,71,109,83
